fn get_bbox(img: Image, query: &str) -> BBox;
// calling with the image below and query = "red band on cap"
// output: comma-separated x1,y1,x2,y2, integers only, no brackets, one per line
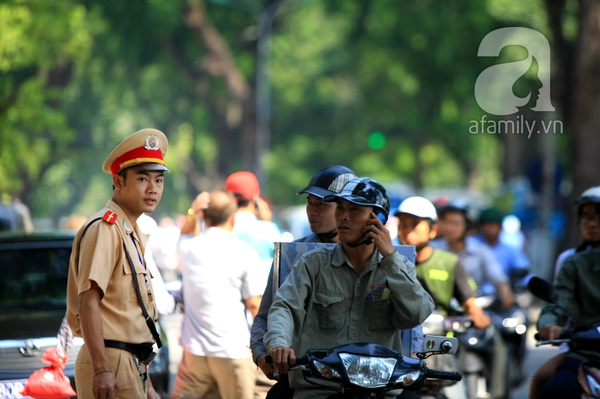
110,146,166,175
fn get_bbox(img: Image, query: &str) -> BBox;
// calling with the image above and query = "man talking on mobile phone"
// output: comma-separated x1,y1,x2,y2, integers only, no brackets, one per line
264,177,434,399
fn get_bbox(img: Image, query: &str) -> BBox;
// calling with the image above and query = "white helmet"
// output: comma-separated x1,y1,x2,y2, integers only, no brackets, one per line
576,186,600,206
397,196,438,221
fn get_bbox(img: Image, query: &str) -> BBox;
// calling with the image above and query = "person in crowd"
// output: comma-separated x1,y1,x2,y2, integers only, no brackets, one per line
137,214,177,316
148,215,181,282
431,201,514,399
264,177,435,399
396,196,489,399
66,128,169,399
475,206,531,387
529,186,600,399
535,248,600,399
432,202,515,309
251,165,357,398
475,206,530,290
225,171,283,276
172,189,264,399
396,196,489,324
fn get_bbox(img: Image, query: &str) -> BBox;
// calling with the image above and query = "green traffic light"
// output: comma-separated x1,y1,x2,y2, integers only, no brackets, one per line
367,132,386,150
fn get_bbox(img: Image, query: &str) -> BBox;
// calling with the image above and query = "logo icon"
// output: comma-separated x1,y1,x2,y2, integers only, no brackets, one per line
474,27,555,116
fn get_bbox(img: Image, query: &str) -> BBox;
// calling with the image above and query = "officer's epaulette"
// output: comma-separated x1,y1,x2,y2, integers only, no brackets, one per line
102,210,118,224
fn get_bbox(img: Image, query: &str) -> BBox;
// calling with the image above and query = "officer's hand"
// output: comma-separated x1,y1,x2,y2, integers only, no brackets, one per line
269,347,296,374
365,213,395,257
257,354,278,380
538,325,563,342
93,370,118,399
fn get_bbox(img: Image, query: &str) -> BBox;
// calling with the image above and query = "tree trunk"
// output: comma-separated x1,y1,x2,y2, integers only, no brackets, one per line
568,0,600,247
182,0,256,177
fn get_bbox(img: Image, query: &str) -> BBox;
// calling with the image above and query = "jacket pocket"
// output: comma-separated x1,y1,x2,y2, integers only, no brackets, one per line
366,298,394,331
310,292,346,332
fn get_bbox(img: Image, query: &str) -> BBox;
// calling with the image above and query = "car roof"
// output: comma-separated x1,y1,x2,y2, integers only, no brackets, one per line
0,231,75,249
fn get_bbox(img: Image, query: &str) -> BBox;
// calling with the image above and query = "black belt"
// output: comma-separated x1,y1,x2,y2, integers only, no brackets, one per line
104,340,153,361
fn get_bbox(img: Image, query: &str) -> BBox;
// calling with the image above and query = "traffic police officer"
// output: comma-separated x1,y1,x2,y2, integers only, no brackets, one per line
66,128,168,399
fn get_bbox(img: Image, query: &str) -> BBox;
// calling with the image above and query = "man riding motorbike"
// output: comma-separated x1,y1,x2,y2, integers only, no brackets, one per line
533,186,600,399
264,178,435,399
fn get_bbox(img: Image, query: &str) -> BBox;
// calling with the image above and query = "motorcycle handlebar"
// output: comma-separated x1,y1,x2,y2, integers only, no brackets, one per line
264,354,309,366
425,369,463,382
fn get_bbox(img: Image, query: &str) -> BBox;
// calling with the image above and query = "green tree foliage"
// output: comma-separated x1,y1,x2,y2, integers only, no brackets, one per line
0,0,585,234
0,0,92,209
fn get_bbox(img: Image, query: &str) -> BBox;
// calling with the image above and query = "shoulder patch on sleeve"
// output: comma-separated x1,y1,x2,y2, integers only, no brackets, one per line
102,210,118,224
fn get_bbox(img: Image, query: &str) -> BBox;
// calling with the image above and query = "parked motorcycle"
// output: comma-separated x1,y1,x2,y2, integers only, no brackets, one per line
266,335,462,398
528,276,600,399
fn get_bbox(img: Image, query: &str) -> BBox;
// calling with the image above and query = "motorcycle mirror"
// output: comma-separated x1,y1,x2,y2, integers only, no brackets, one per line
420,335,459,358
527,275,556,303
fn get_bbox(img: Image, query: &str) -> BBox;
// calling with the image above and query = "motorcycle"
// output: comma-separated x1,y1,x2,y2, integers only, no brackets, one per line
444,295,524,399
528,276,600,399
421,310,471,399
266,335,462,398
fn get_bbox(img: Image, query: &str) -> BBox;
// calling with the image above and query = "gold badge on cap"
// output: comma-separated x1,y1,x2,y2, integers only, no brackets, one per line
145,136,160,151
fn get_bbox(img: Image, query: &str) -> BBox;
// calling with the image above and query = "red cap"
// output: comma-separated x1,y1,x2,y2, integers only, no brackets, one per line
225,171,260,202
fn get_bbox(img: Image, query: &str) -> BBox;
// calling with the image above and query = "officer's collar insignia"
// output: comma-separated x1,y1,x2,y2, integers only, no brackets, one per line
144,136,160,151
123,219,132,233
102,210,117,225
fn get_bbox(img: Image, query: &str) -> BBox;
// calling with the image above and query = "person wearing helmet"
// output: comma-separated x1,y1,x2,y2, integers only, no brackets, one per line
529,185,600,399
396,196,489,399
475,206,531,290
432,201,513,399
250,165,356,398
264,178,434,399
396,196,489,327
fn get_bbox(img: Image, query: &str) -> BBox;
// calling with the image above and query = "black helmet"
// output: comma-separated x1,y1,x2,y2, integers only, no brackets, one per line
438,198,471,222
324,177,391,223
297,165,357,199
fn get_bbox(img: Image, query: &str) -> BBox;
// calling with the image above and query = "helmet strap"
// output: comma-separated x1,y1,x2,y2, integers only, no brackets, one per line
346,237,373,247
317,230,337,241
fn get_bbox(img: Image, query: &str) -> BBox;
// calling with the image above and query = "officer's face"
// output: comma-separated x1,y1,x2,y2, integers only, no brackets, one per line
335,199,373,243
115,166,164,216
306,194,337,235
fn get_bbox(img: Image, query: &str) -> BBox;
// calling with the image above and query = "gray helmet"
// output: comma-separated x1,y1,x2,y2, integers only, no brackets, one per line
297,165,357,199
324,177,391,223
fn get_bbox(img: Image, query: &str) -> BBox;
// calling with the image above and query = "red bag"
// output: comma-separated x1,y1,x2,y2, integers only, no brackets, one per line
20,346,76,399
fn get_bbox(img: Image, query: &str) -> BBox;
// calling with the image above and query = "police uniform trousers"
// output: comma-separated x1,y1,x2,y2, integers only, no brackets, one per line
75,345,147,399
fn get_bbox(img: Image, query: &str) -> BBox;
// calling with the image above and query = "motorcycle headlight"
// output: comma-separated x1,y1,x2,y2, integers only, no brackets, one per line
338,353,397,388
502,309,528,334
